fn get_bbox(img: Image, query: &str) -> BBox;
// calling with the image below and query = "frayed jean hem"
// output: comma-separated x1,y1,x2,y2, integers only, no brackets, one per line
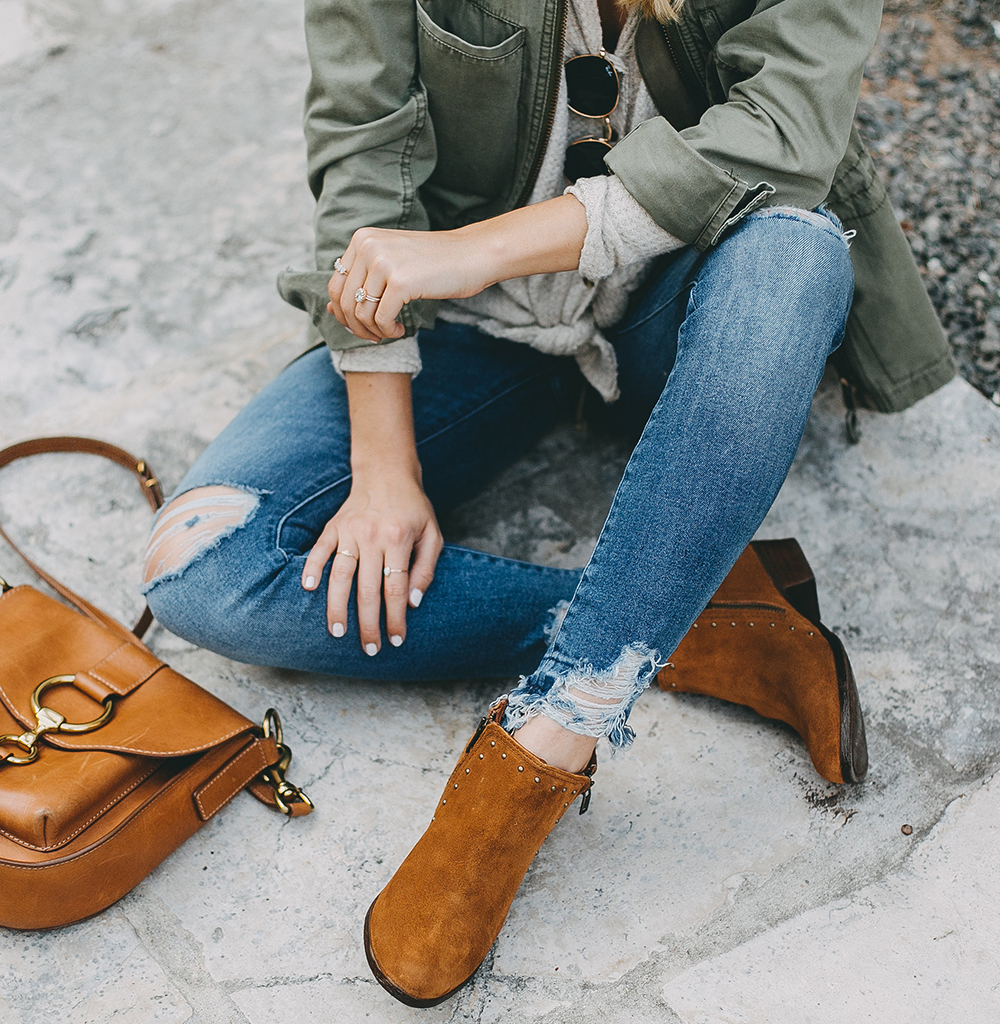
502,642,664,752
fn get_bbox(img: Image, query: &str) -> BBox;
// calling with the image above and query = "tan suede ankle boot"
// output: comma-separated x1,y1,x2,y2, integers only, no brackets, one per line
364,699,596,1007
657,539,868,784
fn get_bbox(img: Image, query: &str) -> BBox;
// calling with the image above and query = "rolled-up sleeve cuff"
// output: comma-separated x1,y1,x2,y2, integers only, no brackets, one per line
606,117,775,250
331,336,422,377
277,269,438,351
566,174,684,282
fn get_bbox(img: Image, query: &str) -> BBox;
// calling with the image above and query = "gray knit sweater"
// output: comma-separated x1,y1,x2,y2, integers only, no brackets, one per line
333,0,683,401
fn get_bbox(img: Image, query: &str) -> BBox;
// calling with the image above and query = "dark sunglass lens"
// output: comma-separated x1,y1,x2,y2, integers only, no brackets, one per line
564,139,613,183
565,55,618,117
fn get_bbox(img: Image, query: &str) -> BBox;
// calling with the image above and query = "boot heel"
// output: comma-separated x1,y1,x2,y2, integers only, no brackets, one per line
751,538,822,626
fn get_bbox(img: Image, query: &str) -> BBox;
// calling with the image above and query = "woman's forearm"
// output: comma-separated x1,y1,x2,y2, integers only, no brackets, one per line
303,369,442,651
460,194,589,287
328,195,589,344
345,371,421,480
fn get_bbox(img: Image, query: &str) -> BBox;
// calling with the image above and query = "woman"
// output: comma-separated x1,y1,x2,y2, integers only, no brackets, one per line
142,0,952,1007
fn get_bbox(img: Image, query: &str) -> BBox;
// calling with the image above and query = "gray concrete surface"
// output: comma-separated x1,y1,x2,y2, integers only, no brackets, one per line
1,2,999,1022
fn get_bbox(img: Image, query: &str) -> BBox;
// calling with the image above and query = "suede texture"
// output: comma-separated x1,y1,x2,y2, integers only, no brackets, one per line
365,716,592,1005
658,541,848,784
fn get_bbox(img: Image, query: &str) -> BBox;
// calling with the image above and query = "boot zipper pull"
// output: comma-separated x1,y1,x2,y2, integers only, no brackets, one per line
465,716,488,754
464,697,509,753
839,377,862,445
579,783,592,815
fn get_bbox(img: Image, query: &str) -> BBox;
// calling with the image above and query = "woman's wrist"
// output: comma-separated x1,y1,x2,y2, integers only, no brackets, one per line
345,370,422,481
455,193,589,287
350,452,422,483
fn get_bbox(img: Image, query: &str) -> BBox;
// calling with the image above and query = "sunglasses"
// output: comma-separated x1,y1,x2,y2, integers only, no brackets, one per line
564,49,619,183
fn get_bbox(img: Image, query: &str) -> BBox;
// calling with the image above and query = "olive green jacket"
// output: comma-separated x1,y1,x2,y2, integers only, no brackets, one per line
279,0,954,412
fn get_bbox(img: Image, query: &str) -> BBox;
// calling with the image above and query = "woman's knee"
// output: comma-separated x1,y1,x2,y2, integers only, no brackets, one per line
142,485,260,587
696,205,855,364
141,485,265,645
724,205,854,304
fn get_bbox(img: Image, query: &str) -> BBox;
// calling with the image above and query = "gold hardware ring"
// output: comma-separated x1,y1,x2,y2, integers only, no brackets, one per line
1,675,115,766
31,676,115,732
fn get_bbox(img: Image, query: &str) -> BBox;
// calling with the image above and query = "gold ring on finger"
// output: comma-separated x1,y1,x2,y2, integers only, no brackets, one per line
383,567,407,576
337,549,358,559
334,257,349,275
354,287,383,304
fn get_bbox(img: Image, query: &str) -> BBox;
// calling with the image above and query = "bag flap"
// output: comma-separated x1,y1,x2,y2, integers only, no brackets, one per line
0,586,255,757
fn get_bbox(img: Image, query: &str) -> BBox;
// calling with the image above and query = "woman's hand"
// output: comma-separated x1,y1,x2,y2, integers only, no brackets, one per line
328,193,589,342
329,227,492,343
301,465,442,655
300,371,443,654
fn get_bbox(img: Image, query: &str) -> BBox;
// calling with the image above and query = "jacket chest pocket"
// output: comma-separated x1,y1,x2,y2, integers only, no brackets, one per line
416,0,525,226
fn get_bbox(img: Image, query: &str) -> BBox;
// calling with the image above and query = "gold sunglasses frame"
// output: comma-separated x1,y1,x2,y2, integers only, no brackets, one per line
564,48,620,181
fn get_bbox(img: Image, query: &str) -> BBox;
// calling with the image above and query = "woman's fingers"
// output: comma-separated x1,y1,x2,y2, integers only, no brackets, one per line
351,268,394,340
409,520,443,609
302,522,339,595
370,283,407,340
355,542,386,655
326,541,360,638
340,259,380,342
327,256,353,331
382,543,413,647
328,234,412,343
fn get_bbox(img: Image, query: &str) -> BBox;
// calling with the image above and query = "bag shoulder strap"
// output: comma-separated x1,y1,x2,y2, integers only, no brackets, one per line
0,437,164,643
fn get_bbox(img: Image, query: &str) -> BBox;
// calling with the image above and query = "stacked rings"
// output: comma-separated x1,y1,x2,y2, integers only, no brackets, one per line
355,287,383,304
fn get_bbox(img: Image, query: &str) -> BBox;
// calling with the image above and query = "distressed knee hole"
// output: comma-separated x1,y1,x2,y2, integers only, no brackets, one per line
142,485,258,586
750,205,853,248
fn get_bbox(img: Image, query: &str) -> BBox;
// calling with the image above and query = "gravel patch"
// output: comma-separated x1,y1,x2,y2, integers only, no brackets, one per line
859,0,1000,405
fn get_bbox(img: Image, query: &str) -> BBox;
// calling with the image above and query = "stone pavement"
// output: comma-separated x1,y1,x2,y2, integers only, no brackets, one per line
1,2,999,1022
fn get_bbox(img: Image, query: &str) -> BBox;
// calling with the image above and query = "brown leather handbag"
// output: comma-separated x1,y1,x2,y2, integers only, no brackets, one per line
0,437,313,930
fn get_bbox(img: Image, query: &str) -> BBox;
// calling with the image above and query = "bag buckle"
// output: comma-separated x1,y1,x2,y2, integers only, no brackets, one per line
0,675,115,766
260,708,314,816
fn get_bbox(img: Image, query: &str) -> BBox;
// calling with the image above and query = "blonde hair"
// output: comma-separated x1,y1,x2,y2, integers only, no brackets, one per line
617,0,686,23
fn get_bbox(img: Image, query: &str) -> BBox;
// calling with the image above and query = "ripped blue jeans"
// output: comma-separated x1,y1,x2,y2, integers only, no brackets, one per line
142,206,853,751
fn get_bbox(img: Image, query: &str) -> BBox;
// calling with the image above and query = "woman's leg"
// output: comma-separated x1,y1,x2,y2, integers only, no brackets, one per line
364,208,855,1007
142,324,585,679
508,206,855,759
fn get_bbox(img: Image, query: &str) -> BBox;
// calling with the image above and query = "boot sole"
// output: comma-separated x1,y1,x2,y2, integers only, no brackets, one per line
364,897,478,1008
752,540,868,783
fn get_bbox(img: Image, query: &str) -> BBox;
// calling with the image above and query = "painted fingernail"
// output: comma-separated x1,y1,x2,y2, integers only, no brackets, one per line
331,622,345,638
389,634,403,647
409,588,423,607
304,575,316,590
365,642,378,657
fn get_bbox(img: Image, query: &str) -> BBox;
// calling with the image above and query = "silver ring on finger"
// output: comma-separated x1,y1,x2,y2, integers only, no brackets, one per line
334,257,349,275
354,287,383,304
383,567,407,576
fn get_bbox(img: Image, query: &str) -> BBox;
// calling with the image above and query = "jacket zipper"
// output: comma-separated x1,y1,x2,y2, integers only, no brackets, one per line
661,19,709,113
661,23,684,84
516,0,568,207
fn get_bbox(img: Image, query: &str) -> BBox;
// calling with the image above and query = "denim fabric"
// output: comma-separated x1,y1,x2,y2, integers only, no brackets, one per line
144,206,853,746
504,206,854,747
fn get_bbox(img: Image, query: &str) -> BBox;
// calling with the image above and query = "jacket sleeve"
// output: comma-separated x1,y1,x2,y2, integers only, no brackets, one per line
607,0,883,250
277,0,439,351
